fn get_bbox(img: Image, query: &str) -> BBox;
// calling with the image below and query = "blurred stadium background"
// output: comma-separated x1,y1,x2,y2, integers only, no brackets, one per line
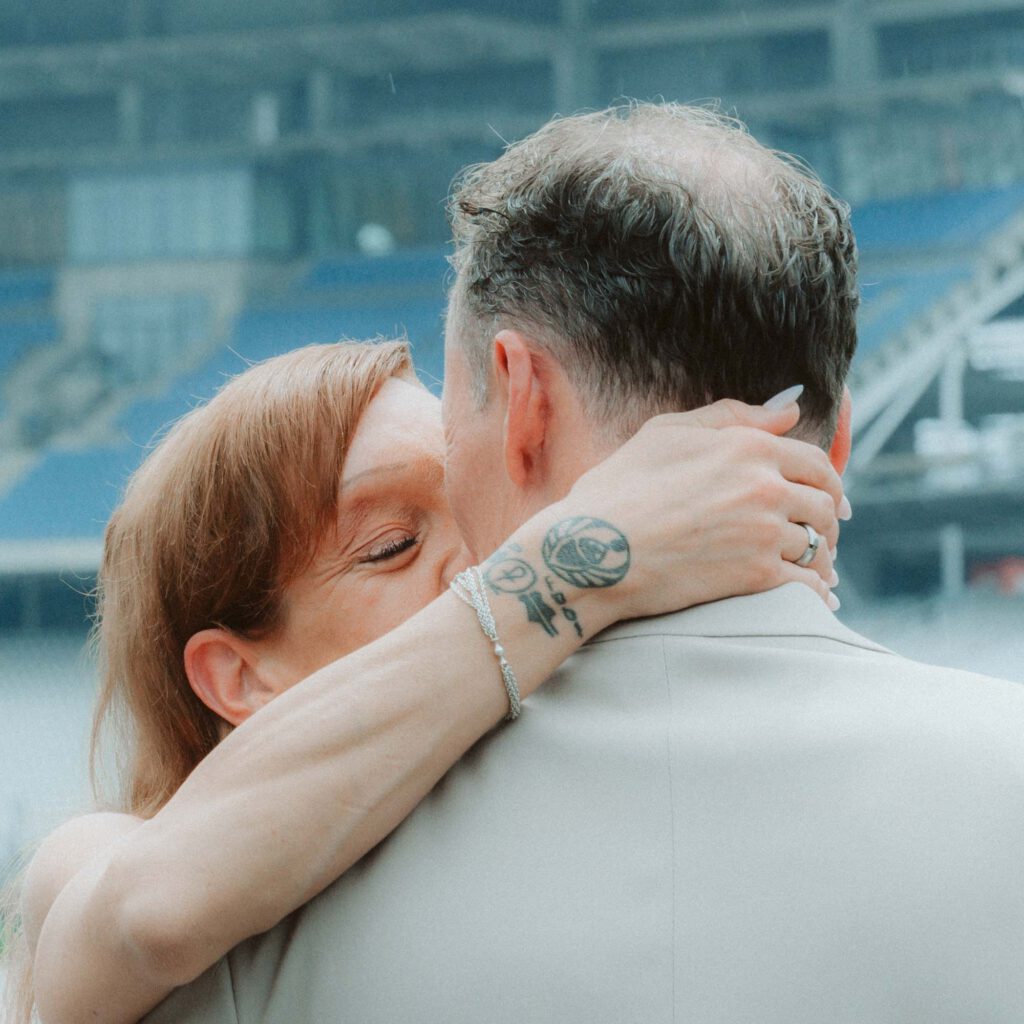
1,0,1023,885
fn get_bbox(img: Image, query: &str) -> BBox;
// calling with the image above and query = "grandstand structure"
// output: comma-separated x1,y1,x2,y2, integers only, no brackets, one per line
842,185,1024,603
0,0,1022,626
0,0,1022,893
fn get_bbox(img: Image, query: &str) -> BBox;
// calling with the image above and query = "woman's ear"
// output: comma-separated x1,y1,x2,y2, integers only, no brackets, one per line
184,629,275,729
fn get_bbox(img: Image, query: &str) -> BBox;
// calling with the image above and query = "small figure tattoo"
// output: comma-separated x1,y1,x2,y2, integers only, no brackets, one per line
518,591,559,637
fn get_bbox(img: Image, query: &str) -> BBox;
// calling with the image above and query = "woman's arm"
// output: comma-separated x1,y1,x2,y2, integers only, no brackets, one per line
28,399,844,1024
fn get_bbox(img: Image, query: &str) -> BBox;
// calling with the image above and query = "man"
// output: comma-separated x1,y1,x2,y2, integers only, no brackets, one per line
149,104,1024,1022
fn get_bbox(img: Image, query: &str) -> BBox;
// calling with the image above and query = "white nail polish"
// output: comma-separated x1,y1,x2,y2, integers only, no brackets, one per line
838,496,853,521
829,569,839,588
827,592,841,612
830,547,838,562
763,384,805,411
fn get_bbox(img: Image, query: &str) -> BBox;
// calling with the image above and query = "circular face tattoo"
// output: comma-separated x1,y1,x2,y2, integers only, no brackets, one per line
484,557,538,594
541,516,631,589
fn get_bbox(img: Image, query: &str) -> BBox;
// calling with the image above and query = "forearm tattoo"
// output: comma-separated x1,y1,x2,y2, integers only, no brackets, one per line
483,517,631,640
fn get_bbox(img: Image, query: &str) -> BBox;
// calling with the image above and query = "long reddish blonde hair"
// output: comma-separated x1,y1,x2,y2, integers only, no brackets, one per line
2,339,413,1023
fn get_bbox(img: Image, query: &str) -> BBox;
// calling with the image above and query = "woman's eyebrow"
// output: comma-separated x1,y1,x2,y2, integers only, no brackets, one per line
340,452,445,497
339,462,410,491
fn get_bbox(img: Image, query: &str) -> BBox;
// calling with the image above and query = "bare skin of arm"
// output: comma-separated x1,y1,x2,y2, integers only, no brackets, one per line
24,401,844,1024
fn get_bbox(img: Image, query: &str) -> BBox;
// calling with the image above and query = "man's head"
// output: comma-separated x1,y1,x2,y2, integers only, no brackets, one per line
442,102,858,557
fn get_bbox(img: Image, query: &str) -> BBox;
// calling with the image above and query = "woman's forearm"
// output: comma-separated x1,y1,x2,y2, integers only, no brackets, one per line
34,501,616,1024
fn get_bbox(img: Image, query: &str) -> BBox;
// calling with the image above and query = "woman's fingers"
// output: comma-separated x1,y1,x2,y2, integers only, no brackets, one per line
771,435,847,514
648,407,853,524
701,425,848,520
652,398,801,436
782,520,837,587
783,482,841,554
778,560,841,611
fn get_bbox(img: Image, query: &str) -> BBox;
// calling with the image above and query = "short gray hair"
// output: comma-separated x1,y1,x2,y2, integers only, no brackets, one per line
447,102,858,445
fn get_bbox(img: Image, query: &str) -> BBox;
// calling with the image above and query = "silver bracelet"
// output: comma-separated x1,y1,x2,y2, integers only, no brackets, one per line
450,566,523,721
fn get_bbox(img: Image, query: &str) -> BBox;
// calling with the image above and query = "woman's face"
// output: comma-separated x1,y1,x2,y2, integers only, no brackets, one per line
254,376,471,688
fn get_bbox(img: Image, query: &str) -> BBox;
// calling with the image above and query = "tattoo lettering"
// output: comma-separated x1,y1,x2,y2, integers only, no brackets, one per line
517,591,559,637
543,576,584,639
541,517,631,589
484,557,538,595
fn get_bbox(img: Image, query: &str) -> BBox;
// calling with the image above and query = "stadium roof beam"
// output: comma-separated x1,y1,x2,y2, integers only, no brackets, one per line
589,0,1023,49
0,1,1018,102
0,538,103,575
870,0,1024,25
0,15,553,102
590,7,832,50
1,61,1017,173
0,111,546,174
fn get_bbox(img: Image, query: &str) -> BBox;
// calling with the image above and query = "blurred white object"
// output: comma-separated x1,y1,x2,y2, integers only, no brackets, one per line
914,412,1024,485
913,418,982,489
251,92,280,148
1003,72,1024,100
979,414,1024,479
356,223,396,257
970,319,1024,380
69,168,254,260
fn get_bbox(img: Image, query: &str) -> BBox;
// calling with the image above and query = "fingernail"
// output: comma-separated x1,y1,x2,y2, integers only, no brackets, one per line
830,547,838,563
763,384,804,411
838,496,853,521
827,592,841,612
829,569,839,588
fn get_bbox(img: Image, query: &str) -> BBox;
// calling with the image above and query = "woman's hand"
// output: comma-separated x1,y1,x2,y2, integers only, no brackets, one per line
553,394,846,622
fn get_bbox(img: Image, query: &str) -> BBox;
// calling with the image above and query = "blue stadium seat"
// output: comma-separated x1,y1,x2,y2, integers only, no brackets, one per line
0,269,55,310
0,317,58,375
298,249,450,293
0,447,141,541
0,293,448,544
852,184,1024,252
0,317,60,416
856,265,973,357
116,297,446,447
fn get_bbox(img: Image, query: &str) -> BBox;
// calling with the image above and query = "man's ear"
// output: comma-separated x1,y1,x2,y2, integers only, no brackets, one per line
184,629,276,730
829,387,853,475
493,330,550,488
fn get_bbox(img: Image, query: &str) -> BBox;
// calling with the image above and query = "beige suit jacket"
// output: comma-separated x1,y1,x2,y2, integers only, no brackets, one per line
148,584,1024,1023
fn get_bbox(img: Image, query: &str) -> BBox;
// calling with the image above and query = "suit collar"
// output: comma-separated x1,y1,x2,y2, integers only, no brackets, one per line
592,582,891,654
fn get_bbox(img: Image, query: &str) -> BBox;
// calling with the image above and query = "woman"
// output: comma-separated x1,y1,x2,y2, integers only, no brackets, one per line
4,340,843,1024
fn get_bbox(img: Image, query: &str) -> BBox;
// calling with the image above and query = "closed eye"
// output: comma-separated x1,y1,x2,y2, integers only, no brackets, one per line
362,535,419,563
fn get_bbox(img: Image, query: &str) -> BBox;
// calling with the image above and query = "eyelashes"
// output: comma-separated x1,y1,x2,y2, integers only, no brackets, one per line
363,534,419,563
